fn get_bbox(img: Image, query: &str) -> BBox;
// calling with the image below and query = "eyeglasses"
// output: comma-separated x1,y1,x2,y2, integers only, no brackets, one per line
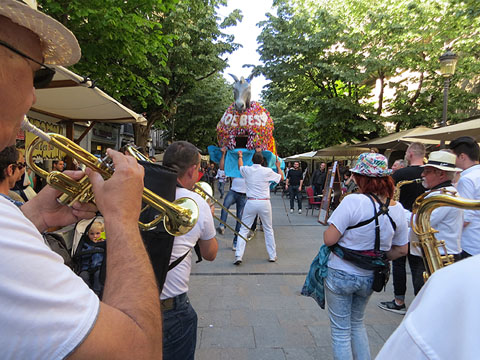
11,162,26,170
0,40,56,89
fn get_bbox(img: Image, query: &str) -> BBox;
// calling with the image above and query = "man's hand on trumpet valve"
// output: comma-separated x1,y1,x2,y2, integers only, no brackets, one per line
21,170,98,233
87,149,145,224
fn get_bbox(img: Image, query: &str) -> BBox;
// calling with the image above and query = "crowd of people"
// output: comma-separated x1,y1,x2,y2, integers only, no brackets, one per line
2,2,480,360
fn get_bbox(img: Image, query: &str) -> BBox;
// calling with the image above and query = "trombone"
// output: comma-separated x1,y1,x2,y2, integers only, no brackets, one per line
21,118,198,236
193,181,255,242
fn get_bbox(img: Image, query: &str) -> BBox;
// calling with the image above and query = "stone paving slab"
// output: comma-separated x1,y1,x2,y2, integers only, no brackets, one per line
190,192,414,359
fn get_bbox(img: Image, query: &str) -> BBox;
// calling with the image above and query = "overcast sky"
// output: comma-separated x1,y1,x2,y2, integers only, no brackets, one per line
217,0,274,100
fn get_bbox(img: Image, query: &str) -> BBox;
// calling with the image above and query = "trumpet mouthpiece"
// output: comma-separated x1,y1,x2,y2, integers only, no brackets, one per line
21,116,51,142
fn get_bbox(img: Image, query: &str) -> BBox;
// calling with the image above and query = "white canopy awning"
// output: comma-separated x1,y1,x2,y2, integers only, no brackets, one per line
28,66,146,125
406,118,480,141
353,126,439,150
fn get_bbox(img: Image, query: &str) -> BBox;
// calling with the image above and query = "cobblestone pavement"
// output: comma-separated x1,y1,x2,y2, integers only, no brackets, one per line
190,190,414,360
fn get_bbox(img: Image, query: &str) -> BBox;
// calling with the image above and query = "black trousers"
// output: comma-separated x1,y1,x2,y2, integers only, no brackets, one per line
392,250,425,299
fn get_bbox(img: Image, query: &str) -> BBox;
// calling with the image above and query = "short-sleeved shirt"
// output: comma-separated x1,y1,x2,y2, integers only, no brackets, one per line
409,186,463,256
0,197,99,359
392,166,426,211
377,255,480,360
327,194,408,276
161,188,216,300
456,164,480,255
230,177,247,193
287,168,303,186
240,164,282,199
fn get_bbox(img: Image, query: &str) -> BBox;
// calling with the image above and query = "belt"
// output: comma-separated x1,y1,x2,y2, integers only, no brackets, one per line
247,197,269,200
160,293,188,311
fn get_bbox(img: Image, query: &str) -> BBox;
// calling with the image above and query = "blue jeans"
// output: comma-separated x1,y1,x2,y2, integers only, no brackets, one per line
219,190,246,245
288,185,302,210
325,268,374,360
218,181,225,198
162,293,197,360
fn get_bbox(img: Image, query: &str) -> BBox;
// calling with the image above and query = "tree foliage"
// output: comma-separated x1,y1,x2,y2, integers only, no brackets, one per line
258,0,480,154
171,73,233,151
40,0,241,148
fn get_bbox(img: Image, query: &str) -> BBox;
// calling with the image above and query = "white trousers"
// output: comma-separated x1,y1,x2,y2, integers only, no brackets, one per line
235,199,276,259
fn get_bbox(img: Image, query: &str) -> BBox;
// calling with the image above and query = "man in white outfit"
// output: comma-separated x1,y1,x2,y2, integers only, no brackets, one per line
234,151,283,264
449,136,480,258
409,151,463,261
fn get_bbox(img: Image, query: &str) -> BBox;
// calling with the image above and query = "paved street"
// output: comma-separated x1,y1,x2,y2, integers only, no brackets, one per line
190,190,415,359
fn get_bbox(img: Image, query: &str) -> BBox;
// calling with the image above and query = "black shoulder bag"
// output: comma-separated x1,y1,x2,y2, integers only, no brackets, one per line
368,194,392,292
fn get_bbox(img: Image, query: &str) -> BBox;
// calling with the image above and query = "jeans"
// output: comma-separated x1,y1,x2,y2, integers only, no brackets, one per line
392,250,425,300
219,190,247,245
162,293,197,360
325,268,374,360
218,181,225,198
288,185,302,210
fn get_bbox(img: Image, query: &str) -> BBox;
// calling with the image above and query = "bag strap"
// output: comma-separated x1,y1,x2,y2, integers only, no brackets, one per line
346,194,396,231
168,249,191,271
366,195,381,251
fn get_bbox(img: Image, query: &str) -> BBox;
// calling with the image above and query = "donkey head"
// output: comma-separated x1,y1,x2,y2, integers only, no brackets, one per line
229,73,254,112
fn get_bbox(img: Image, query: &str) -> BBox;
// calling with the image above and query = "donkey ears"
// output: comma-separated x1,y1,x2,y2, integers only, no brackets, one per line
246,73,255,83
229,73,239,82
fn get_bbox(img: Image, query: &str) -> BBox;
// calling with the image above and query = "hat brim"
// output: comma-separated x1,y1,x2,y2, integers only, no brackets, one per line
350,167,393,177
0,1,81,66
422,164,462,172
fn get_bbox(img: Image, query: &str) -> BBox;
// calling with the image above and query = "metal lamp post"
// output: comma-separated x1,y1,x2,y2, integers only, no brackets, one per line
439,49,458,147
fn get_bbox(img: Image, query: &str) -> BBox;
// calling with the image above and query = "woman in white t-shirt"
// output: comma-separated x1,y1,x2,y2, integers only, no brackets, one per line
323,153,409,360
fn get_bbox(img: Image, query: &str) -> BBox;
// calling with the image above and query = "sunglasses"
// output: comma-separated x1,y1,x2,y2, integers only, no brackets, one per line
0,40,56,89
10,162,25,171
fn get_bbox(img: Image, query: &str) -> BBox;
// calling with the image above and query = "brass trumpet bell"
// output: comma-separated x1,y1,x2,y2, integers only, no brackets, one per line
23,121,198,236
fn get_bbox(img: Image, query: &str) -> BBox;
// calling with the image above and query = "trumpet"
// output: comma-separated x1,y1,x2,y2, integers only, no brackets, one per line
193,181,255,242
21,118,198,236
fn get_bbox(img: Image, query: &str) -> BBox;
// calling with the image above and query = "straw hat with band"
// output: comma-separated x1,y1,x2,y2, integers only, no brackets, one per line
350,152,392,177
0,0,80,66
421,151,462,172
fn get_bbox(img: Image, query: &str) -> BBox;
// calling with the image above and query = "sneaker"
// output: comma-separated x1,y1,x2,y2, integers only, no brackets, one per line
234,256,242,265
268,256,277,262
298,209,302,214
247,230,255,240
217,226,225,235
378,300,406,315
290,209,294,213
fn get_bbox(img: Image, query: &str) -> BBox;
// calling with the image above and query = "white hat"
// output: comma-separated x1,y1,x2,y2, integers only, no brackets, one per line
422,151,462,172
0,0,80,66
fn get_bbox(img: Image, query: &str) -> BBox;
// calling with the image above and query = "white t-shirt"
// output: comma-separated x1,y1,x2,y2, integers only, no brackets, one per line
409,186,463,256
216,169,227,183
231,177,247,193
327,194,408,276
456,164,480,255
161,188,216,300
0,197,99,359
377,255,480,360
239,164,282,199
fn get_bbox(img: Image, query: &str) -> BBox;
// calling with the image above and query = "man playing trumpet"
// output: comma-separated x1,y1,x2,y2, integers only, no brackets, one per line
0,1,162,358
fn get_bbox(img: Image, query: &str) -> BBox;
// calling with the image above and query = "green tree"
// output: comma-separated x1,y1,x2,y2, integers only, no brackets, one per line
258,0,480,155
171,73,233,151
40,0,242,148
143,0,242,147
